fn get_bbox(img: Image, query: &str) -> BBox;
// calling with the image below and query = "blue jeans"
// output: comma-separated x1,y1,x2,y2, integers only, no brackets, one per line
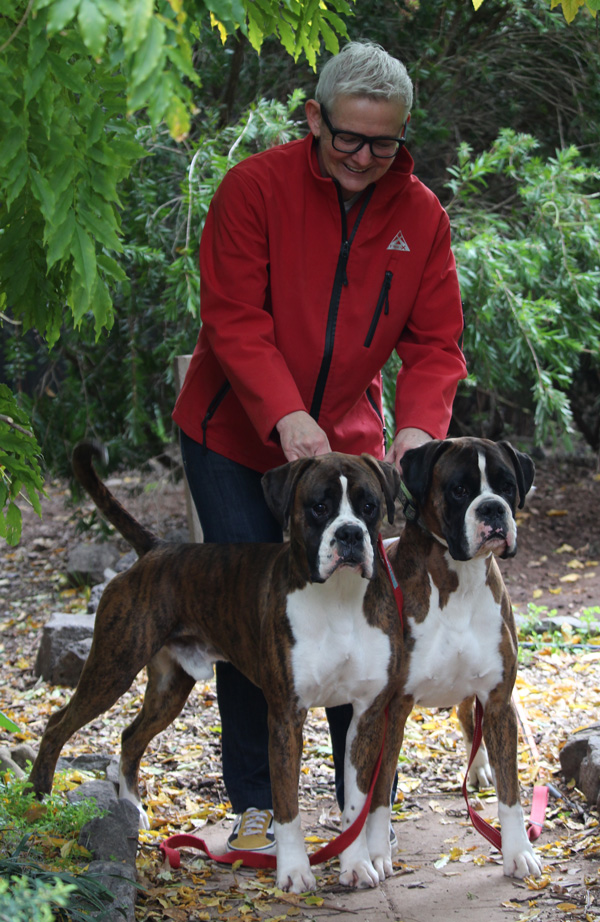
180,431,353,813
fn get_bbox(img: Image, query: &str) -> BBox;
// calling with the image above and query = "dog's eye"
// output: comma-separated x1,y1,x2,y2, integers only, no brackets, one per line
452,484,470,500
500,481,516,497
363,502,377,518
312,503,329,519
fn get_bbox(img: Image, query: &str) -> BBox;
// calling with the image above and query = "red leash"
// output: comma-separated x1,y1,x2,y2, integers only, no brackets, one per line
160,709,387,870
463,697,547,851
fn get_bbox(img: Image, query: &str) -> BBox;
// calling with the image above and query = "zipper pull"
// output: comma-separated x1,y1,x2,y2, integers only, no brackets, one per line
340,240,350,286
384,270,392,314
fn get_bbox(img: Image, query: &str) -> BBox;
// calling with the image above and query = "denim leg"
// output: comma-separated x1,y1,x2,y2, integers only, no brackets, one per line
180,431,282,813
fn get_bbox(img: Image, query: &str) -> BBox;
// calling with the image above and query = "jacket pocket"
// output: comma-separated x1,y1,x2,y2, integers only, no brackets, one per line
201,380,231,448
364,270,393,348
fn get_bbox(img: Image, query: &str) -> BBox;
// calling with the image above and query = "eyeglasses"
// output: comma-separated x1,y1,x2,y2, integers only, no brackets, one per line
320,105,406,159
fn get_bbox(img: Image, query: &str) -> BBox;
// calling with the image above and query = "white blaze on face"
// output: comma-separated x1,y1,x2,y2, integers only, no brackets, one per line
317,474,374,580
463,450,517,557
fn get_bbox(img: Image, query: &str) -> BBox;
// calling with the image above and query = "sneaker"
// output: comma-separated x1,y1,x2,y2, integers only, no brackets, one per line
390,824,398,853
227,807,276,853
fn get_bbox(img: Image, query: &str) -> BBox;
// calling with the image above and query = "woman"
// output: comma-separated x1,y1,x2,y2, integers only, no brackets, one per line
173,41,467,852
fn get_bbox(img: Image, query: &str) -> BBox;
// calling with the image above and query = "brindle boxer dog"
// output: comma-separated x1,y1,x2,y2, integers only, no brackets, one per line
385,436,542,879
29,443,406,893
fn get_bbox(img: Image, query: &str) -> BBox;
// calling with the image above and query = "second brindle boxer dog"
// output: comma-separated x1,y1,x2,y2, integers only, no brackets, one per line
30,442,405,893
384,436,541,879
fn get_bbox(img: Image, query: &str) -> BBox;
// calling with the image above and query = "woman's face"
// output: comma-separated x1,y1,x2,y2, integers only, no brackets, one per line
305,95,409,200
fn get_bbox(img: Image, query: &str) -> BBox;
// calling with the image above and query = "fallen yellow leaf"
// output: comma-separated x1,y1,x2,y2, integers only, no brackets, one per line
547,509,568,517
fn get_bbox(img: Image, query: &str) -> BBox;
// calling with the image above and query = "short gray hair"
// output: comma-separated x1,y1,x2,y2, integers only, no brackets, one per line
315,42,413,113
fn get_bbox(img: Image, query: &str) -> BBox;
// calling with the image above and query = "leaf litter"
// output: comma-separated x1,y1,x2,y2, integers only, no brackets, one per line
0,457,599,919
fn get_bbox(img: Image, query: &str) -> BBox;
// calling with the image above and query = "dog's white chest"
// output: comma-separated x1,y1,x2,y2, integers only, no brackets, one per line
286,570,391,711
405,557,503,708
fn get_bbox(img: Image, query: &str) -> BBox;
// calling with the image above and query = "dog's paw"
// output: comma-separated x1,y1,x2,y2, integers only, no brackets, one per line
503,844,542,880
276,864,316,893
371,854,394,881
467,748,494,789
339,859,380,889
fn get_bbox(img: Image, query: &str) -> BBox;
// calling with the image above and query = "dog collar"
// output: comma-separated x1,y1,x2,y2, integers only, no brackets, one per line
399,480,419,523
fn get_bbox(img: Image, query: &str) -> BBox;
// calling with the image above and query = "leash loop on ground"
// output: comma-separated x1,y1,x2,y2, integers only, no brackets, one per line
463,697,548,852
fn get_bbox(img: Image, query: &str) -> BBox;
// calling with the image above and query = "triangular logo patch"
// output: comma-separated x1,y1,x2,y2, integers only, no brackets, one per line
387,230,410,252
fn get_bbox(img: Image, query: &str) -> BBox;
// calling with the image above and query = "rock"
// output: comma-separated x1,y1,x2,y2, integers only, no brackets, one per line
78,797,140,865
70,752,114,774
560,723,600,804
67,779,119,812
579,736,600,806
34,612,95,686
0,746,25,778
66,542,120,586
9,743,37,771
79,860,137,922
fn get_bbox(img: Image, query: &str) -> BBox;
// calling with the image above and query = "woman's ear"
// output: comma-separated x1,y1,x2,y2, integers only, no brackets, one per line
305,99,322,138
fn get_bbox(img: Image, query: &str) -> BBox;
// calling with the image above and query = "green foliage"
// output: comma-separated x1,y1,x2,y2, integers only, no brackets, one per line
0,0,352,539
0,773,116,921
446,130,600,446
0,771,106,842
0,874,74,922
0,384,44,545
17,93,306,474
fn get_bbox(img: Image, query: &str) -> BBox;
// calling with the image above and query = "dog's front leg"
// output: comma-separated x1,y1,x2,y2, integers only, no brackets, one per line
457,695,494,789
365,693,413,881
484,690,542,879
268,707,315,893
337,708,385,889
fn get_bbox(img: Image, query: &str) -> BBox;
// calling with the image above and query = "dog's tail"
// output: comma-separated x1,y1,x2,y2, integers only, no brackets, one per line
72,441,160,557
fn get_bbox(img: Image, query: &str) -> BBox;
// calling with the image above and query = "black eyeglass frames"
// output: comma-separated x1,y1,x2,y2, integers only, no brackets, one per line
320,105,406,159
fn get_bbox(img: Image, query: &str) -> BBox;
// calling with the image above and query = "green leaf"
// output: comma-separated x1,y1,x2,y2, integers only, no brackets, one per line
124,0,154,55
130,16,166,90
30,170,57,221
0,712,20,733
47,0,82,34
71,223,97,293
46,213,77,269
78,0,109,58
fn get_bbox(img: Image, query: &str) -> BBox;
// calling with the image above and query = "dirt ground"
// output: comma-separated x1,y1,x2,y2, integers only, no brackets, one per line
1,446,600,921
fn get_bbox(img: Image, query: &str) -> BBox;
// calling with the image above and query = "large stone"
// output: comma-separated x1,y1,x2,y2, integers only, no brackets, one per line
78,797,140,865
66,542,121,586
560,723,600,806
34,612,95,686
77,860,137,922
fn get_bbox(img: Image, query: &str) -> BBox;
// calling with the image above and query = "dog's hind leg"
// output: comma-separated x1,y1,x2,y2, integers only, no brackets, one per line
119,649,196,829
457,695,494,788
29,648,147,798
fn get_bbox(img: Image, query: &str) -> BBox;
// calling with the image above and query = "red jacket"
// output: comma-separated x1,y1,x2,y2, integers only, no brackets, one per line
173,133,466,473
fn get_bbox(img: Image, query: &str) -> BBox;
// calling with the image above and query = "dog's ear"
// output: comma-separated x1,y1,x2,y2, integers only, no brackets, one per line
360,455,400,524
498,441,536,509
262,457,315,530
400,440,450,510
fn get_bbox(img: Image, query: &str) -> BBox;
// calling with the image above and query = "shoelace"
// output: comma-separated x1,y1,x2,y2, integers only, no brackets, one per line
237,808,272,836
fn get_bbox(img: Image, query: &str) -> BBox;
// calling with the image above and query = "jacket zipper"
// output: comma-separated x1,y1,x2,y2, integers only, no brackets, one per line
309,184,375,422
201,380,231,449
364,270,393,348
366,385,387,446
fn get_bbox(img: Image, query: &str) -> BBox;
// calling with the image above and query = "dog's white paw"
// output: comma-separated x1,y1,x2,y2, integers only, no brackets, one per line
276,864,316,893
371,854,393,881
467,747,494,789
503,843,542,879
498,802,542,879
340,859,380,889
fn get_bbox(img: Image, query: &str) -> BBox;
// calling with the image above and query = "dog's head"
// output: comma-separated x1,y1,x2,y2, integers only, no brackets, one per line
400,437,535,561
262,452,400,583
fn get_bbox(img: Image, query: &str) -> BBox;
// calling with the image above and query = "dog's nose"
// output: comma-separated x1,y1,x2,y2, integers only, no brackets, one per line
335,524,364,551
478,499,506,522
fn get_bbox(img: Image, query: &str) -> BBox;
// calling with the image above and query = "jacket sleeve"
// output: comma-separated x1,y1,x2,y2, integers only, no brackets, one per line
393,209,467,438
199,166,307,443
